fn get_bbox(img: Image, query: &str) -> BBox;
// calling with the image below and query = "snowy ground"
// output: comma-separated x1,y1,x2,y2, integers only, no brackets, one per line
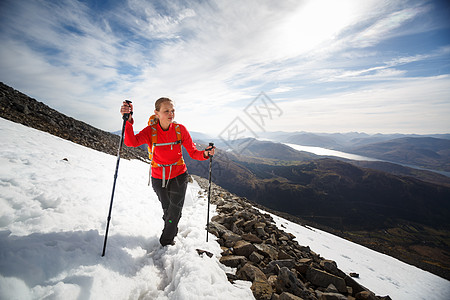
0,118,253,300
1,117,449,300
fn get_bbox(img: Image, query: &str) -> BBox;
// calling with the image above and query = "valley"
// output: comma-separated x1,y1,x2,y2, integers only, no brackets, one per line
184,139,450,280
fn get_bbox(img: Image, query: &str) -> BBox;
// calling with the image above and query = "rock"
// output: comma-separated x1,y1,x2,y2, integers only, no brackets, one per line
299,258,313,264
237,263,273,300
275,267,304,295
250,251,265,263
275,267,316,300
208,221,228,237
242,233,263,243
234,240,257,257
326,284,339,293
355,291,378,300
211,215,226,223
220,203,240,213
255,243,279,260
271,293,280,300
349,273,359,278
278,250,293,260
264,260,297,275
267,274,277,287
344,276,367,296
320,260,346,278
221,247,233,256
243,219,258,232
279,292,303,300
255,222,267,236
318,292,348,300
196,249,213,258
223,231,242,247
267,233,278,245
306,268,347,294
219,255,247,268
226,273,239,282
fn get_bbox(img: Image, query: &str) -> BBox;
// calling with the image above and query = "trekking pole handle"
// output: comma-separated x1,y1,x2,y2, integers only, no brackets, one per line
206,142,214,158
123,100,133,121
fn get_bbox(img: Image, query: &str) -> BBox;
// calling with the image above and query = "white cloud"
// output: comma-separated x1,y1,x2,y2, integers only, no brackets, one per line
274,75,450,134
350,5,428,48
0,0,448,134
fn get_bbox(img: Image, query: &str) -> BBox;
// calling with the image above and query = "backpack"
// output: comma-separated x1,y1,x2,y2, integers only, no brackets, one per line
147,115,185,187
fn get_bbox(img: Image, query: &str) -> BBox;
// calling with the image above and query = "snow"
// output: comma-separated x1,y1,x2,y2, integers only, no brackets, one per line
1,116,449,300
0,117,252,300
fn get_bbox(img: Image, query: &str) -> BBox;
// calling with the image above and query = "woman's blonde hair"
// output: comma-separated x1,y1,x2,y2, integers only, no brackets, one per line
155,97,173,111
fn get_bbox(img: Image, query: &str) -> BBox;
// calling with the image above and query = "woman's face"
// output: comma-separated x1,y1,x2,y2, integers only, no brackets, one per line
156,101,175,126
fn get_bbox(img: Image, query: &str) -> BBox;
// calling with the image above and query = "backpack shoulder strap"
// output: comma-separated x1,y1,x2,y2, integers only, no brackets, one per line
173,121,183,143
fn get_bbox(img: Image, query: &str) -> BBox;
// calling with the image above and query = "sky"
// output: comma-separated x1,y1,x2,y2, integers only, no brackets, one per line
0,0,449,137
1,117,449,299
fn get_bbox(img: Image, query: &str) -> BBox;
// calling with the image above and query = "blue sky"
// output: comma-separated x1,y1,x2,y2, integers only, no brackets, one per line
0,0,449,136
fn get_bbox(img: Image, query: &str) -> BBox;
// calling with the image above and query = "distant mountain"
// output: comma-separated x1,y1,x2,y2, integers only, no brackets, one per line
221,138,318,162
348,160,450,187
259,131,450,150
184,139,450,280
280,132,344,149
347,137,450,172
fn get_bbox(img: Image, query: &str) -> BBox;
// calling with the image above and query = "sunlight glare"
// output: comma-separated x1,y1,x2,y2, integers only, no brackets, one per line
274,0,356,58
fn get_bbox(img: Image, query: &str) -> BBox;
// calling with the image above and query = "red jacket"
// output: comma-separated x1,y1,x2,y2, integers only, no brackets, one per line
124,120,207,179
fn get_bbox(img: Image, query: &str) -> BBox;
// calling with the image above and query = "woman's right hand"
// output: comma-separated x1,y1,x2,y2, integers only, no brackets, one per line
120,101,133,121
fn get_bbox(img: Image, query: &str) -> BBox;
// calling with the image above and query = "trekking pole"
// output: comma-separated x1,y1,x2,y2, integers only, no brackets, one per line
206,142,214,242
102,100,132,257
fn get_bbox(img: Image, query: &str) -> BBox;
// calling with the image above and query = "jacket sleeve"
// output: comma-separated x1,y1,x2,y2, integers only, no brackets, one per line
124,120,151,147
180,125,208,161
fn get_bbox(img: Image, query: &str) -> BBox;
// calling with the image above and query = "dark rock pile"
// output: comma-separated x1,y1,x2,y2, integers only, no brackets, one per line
193,175,391,300
0,82,148,161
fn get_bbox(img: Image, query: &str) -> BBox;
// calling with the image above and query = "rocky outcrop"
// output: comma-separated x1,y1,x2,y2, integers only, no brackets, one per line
193,175,391,300
0,82,148,161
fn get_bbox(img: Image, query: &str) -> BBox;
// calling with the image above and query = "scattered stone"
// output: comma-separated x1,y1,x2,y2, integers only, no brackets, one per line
234,240,257,257
355,291,379,300
237,263,273,300
319,292,348,300
255,222,267,236
242,233,263,243
279,292,303,300
223,231,242,247
196,249,213,258
254,243,279,260
306,268,347,294
249,251,265,263
219,255,247,268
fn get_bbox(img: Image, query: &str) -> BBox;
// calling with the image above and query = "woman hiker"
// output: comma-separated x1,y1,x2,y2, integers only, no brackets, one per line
120,98,215,246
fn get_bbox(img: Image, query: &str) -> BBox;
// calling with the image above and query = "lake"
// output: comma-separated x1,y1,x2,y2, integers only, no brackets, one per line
284,143,450,177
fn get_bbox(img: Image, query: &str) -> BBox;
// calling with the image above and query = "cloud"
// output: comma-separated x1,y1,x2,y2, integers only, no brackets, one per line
0,0,449,134
276,75,450,134
350,5,429,48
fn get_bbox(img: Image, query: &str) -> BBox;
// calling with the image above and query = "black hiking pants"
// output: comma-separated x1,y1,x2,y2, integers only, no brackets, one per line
151,171,189,246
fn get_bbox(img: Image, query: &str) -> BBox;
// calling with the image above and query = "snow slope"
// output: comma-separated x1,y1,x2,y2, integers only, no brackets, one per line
0,118,253,299
1,117,449,300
